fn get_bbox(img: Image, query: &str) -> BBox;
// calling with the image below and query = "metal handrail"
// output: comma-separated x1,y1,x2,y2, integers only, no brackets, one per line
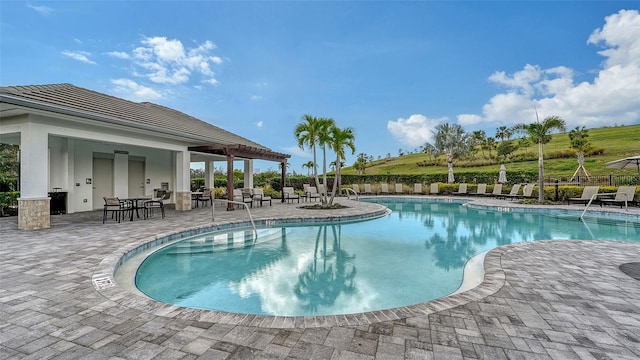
580,192,629,220
343,187,359,201
211,199,258,240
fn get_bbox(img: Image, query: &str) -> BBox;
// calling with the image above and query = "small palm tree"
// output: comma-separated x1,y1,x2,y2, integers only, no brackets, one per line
471,130,486,161
302,161,315,177
433,123,471,182
514,114,566,201
328,126,355,205
568,126,591,181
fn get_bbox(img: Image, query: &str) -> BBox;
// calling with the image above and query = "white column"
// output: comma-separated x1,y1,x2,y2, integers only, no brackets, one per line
244,160,253,189
113,152,129,198
205,160,215,188
175,150,191,192
20,123,49,198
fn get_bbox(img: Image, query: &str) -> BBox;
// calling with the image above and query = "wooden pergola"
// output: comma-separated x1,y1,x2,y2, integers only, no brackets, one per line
188,144,290,210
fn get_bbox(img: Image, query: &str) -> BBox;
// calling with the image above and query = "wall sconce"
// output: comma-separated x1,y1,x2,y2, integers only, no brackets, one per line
86,178,92,184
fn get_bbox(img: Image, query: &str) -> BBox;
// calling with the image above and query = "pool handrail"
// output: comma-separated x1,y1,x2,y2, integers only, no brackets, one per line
343,187,359,201
211,199,258,240
580,191,629,220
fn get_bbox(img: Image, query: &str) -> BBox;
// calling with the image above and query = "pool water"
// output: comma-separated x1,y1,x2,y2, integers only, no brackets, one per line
135,199,640,316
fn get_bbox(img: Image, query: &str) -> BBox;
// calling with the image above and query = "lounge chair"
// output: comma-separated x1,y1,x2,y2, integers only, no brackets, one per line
352,184,361,194
452,183,467,196
363,183,373,195
599,186,637,208
567,186,599,205
283,187,300,203
233,189,252,208
469,184,487,196
501,184,522,200
429,183,439,195
394,183,404,194
489,183,503,198
413,183,423,195
306,186,321,202
380,183,390,195
318,184,327,197
252,188,272,207
519,184,536,199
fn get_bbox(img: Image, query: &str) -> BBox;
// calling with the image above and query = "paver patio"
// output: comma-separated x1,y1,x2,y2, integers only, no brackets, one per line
1,197,639,359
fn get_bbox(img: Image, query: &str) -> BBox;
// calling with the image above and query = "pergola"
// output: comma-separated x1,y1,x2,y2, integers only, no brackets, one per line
188,144,291,210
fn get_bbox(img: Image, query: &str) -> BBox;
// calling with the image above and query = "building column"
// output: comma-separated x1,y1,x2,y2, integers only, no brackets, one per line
243,159,253,189
18,124,50,230
205,160,215,189
174,150,191,210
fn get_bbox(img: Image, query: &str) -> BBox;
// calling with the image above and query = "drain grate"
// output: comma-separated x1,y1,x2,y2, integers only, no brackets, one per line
93,276,115,290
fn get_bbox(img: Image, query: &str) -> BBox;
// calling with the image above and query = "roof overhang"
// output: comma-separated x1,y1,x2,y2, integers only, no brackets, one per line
189,144,290,163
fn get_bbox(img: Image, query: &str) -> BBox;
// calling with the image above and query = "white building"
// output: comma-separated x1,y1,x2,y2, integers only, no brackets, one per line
0,84,289,230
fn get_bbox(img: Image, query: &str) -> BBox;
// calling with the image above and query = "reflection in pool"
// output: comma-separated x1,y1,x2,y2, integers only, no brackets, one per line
135,199,640,316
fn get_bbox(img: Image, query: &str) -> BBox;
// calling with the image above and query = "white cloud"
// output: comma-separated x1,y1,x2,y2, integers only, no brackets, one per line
107,51,130,59
61,51,96,65
459,9,640,129
283,146,312,158
250,95,262,100
111,36,223,86
387,114,445,147
111,78,162,101
27,3,53,15
256,121,263,127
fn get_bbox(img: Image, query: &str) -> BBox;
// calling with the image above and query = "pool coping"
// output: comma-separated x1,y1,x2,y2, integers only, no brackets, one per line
92,196,639,328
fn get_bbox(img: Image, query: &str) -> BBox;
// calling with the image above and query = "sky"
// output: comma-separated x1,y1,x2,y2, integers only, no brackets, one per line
1,1,639,174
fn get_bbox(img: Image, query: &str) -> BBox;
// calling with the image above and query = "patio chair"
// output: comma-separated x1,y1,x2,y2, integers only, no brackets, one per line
413,183,423,195
195,189,212,207
489,183,503,198
379,183,390,195
429,183,439,195
283,187,300,203
306,186,321,202
253,188,272,207
394,183,404,195
103,196,130,223
598,186,637,208
501,184,522,200
143,191,171,219
469,183,487,196
452,183,467,196
233,189,253,208
519,183,536,199
567,186,599,205
363,183,373,195
318,184,327,196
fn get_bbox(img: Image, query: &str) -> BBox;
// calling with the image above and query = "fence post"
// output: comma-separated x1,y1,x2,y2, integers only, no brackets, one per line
609,174,612,186
555,179,559,202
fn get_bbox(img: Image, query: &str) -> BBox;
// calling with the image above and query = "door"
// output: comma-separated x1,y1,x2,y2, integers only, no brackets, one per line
128,160,145,198
93,158,113,210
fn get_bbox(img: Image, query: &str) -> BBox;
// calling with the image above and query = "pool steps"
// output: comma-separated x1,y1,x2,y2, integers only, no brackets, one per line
167,228,291,255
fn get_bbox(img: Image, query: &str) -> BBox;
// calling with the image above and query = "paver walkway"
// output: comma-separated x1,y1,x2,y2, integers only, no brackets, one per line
1,197,639,359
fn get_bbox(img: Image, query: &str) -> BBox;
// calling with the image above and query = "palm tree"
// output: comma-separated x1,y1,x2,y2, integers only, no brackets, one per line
484,137,496,160
317,117,336,203
568,126,591,181
514,114,566,201
354,153,367,175
495,126,512,142
433,123,471,182
302,160,315,177
328,126,355,205
294,114,322,190
471,130,486,161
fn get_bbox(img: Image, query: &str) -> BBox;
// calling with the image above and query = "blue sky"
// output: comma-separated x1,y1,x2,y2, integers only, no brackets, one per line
2,1,639,174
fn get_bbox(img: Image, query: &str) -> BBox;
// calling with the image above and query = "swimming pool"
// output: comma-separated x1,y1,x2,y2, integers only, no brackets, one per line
135,198,640,317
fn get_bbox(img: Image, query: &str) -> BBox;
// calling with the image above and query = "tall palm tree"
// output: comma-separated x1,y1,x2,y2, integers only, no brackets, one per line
471,130,486,160
328,126,355,205
316,117,335,200
495,126,512,142
514,114,566,201
294,114,322,190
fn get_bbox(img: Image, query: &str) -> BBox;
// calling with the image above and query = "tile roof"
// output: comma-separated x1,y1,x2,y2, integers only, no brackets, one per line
0,83,267,149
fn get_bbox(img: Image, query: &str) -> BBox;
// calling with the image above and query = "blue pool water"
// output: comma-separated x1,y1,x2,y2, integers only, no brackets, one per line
135,199,640,316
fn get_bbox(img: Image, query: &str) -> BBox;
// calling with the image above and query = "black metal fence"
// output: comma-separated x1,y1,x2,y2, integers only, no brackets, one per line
544,174,640,186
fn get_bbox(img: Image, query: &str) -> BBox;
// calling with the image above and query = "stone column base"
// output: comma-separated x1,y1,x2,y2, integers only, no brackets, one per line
174,191,192,211
18,198,51,230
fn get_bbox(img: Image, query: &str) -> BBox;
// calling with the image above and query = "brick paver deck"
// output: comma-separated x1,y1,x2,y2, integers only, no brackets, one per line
1,197,639,359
